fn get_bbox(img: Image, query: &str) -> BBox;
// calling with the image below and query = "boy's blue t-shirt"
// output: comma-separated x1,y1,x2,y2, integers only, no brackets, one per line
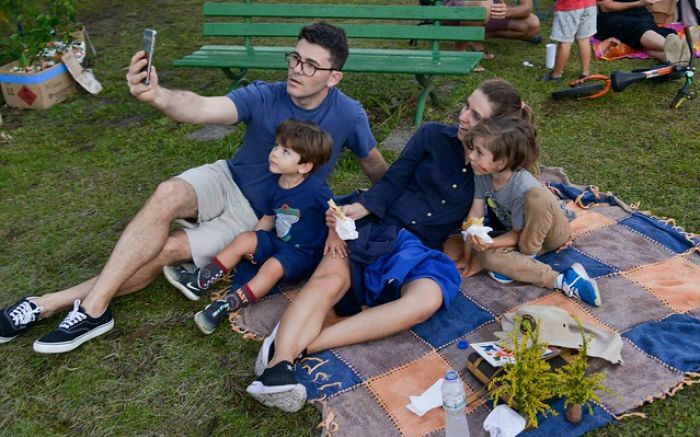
226,81,376,217
262,175,332,254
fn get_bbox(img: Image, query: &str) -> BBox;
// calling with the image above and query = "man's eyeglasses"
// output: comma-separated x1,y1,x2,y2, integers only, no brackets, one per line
285,52,336,77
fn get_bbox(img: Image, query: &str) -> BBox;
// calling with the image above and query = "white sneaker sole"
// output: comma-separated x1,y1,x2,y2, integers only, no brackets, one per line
33,319,115,354
194,311,216,335
254,322,279,377
246,381,307,413
163,265,200,301
0,335,17,343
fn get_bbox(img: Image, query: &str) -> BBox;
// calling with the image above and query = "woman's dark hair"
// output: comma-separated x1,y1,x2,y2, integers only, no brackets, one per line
275,119,333,175
477,79,535,127
466,115,539,172
298,22,349,70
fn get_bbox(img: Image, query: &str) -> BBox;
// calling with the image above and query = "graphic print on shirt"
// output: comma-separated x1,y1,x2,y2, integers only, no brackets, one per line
274,204,301,241
485,193,512,230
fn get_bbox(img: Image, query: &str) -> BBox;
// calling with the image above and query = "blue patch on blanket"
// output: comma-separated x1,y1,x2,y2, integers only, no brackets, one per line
623,313,700,372
536,247,618,278
411,293,494,348
520,397,613,436
296,350,362,400
618,213,696,254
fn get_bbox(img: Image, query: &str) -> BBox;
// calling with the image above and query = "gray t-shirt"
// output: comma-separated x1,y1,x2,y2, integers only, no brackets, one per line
474,169,541,231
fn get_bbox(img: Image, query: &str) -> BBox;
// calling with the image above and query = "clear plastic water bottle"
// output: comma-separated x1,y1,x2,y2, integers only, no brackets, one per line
442,369,470,437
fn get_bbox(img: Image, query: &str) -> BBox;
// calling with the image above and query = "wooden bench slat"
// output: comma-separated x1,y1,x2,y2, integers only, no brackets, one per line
174,46,483,75
203,22,485,42
204,2,487,21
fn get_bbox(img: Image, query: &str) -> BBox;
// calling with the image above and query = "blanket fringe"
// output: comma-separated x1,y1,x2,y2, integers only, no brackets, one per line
669,372,700,397
313,397,339,437
228,313,265,341
613,412,647,420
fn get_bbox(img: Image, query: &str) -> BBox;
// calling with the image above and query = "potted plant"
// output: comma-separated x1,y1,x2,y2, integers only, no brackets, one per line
553,323,617,424
488,316,559,428
1,0,79,69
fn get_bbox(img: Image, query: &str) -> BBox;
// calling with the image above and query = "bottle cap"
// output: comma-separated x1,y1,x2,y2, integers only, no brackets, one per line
457,339,469,350
445,369,459,380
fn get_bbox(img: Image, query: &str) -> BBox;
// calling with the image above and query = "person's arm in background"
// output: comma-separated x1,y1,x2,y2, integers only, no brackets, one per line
491,0,533,20
358,148,389,183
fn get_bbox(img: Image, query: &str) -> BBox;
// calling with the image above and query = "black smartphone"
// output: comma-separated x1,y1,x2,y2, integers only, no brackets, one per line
143,28,157,85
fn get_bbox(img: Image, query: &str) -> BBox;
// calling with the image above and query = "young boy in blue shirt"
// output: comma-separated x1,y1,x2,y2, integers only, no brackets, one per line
168,119,335,334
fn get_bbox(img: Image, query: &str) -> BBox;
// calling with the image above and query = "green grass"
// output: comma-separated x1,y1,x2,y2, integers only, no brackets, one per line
1,0,699,435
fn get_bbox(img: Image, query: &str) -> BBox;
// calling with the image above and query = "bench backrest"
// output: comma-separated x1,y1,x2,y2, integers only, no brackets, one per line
202,1,486,54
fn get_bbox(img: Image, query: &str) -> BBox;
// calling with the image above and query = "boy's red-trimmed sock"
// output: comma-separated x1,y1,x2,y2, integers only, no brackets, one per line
225,283,257,313
196,256,228,289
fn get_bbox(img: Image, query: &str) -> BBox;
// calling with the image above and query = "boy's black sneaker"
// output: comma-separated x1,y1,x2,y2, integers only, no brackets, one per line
163,265,205,301
194,299,230,335
33,299,114,354
0,297,42,343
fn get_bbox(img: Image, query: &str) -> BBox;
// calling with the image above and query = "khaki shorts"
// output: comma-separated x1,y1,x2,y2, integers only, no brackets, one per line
176,160,258,267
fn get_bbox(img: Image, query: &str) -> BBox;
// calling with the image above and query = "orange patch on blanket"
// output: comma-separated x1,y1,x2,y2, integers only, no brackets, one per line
623,256,700,313
366,351,461,437
570,211,616,239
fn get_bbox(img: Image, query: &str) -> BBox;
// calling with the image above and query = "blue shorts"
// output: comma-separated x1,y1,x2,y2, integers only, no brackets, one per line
336,228,461,316
252,230,322,282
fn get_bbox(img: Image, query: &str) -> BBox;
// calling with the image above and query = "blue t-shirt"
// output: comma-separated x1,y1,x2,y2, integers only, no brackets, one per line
227,81,376,217
262,175,333,255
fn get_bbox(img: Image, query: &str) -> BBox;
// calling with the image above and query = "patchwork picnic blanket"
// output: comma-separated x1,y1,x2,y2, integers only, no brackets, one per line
593,23,700,60
229,168,700,437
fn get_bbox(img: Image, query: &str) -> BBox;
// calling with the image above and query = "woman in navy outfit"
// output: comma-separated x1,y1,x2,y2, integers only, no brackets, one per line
246,79,537,413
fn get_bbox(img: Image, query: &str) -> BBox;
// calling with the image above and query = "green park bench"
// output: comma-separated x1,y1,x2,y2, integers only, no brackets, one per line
173,1,486,125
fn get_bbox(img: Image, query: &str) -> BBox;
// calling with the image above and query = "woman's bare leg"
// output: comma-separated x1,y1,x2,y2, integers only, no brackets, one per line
268,255,351,367
307,278,443,353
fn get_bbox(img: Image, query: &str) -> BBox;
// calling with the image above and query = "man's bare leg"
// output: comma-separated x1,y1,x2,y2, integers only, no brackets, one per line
33,230,192,319
487,14,541,41
77,178,198,317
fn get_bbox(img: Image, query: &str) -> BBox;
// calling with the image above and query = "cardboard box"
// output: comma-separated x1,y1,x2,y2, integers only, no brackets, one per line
0,61,77,109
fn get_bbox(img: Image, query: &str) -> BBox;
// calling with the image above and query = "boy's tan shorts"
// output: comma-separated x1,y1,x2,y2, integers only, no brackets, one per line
176,160,258,267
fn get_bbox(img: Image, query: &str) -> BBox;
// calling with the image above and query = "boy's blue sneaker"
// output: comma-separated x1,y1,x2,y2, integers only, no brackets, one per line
194,299,231,335
163,265,205,301
558,263,601,307
488,271,514,285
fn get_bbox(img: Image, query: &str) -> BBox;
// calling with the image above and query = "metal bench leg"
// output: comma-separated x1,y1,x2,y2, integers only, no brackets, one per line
222,68,249,90
414,74,439,126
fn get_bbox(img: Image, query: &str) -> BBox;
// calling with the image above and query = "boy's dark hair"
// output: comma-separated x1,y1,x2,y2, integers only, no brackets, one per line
465,115,539,172
275,119,333,175
298,22,349,70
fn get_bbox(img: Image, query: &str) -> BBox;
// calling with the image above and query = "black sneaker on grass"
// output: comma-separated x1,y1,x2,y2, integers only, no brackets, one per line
33,299,114,354
163,265,206,301
194,299,230,335
246,360,307,413
0,297,42,343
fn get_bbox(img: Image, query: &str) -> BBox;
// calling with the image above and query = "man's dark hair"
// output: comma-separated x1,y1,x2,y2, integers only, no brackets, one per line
298,22,349,70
